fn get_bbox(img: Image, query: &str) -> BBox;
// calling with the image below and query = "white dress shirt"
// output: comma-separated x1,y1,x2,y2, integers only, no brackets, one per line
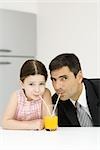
70,83,92,118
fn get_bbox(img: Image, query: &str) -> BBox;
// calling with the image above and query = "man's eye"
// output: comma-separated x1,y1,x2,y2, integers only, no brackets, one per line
40,83,45,85
51,78,56,82
61,77,67,81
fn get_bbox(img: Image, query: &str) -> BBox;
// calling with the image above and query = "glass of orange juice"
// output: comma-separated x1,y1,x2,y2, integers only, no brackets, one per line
44,115,58,131
43,104,58,131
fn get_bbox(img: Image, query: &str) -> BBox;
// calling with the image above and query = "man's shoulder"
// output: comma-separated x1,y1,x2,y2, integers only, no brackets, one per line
83,78,100,88
83,78,100,98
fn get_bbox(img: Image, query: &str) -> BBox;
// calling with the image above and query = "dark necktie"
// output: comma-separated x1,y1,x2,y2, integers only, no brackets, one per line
76,101,93,127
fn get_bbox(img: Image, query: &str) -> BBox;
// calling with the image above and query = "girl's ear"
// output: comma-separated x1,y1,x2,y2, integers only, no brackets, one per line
19,80,24,89
76,70,83,83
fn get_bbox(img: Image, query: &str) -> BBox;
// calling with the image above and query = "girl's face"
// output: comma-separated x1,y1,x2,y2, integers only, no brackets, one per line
20,74,46,100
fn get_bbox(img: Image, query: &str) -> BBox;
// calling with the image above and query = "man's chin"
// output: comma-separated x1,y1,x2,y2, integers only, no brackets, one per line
59,94,68,101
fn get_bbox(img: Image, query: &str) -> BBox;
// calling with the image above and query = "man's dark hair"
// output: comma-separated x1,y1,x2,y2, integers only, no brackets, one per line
49,53,81,76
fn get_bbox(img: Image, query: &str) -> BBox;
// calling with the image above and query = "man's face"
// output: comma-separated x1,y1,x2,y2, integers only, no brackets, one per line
50,66,83,101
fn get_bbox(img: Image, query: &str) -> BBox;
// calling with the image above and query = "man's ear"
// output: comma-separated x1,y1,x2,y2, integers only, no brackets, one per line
76,70,83,83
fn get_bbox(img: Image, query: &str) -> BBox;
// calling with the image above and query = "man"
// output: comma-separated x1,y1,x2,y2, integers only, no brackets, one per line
49,53,100,127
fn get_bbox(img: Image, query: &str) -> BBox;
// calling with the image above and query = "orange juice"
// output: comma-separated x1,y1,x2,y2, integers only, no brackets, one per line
44,115,58,131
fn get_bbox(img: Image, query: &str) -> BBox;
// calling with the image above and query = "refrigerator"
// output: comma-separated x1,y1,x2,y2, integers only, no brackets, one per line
0,9,37,123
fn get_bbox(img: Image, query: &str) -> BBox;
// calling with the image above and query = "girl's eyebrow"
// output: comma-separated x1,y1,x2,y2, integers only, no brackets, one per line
29,81,45,83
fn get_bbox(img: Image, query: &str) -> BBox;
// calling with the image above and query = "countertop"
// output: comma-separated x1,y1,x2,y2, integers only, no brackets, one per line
0,127,100,150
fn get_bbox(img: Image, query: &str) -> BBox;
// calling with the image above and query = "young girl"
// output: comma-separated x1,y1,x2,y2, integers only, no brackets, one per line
2,59,52,130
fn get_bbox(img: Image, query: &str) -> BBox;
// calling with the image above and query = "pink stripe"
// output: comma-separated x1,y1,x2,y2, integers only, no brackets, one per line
15,89,42,121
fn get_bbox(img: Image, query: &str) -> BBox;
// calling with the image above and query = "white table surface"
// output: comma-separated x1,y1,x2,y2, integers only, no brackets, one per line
0,127,100,150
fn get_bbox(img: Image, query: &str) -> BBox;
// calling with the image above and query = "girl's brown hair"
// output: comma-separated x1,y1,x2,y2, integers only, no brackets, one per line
20,59,48,82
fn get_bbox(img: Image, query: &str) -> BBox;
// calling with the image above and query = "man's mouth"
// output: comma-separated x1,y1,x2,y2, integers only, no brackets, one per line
56,91,64,95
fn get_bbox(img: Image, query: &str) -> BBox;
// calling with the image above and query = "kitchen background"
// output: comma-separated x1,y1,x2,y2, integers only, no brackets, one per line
0,0,99,124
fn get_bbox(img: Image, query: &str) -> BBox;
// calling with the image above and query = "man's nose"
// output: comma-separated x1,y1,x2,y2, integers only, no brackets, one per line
54,80,62,90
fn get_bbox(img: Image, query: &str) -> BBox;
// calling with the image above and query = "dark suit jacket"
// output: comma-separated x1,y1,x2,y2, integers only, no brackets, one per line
52,78,100,127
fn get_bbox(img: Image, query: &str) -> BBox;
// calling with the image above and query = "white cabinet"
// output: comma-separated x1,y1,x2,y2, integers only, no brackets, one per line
0,9,36,56
0,9,37,123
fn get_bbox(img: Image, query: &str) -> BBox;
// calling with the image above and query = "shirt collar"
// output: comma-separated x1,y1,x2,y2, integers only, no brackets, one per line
70,83,87,108
77,83,87,108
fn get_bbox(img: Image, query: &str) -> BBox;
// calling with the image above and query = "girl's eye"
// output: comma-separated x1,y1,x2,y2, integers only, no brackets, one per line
29,83,45,86
29,83,35,86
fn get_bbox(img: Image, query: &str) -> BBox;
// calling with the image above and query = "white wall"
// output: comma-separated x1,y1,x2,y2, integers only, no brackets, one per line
0,0,99,93
0,0,38,14
37,2,99,93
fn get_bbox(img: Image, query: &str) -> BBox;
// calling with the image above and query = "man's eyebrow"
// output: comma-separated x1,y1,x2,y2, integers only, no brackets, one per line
51,75,67,80
51,77,55,80
59,75,67,78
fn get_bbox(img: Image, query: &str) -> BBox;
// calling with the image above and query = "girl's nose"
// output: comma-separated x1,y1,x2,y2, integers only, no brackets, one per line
34,85,40,93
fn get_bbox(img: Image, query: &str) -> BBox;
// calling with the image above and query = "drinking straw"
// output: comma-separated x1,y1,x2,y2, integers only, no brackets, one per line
39,95,51,116
52,94,61,116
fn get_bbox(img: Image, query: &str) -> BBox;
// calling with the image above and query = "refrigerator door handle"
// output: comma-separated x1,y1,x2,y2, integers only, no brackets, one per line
0,61,11,65
0,49,12,53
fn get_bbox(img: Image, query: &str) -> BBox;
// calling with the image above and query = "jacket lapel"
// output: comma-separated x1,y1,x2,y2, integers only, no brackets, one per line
61,100,80,126
84,79,99,125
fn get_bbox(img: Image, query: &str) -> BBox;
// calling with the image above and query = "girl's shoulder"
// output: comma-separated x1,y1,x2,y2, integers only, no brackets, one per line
11,89,22,96
10,89,25,104
42,88,52,105
43,88,52,100
7,90,18,106
16,89,26,103
44,88,51,95
16,89,22,95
